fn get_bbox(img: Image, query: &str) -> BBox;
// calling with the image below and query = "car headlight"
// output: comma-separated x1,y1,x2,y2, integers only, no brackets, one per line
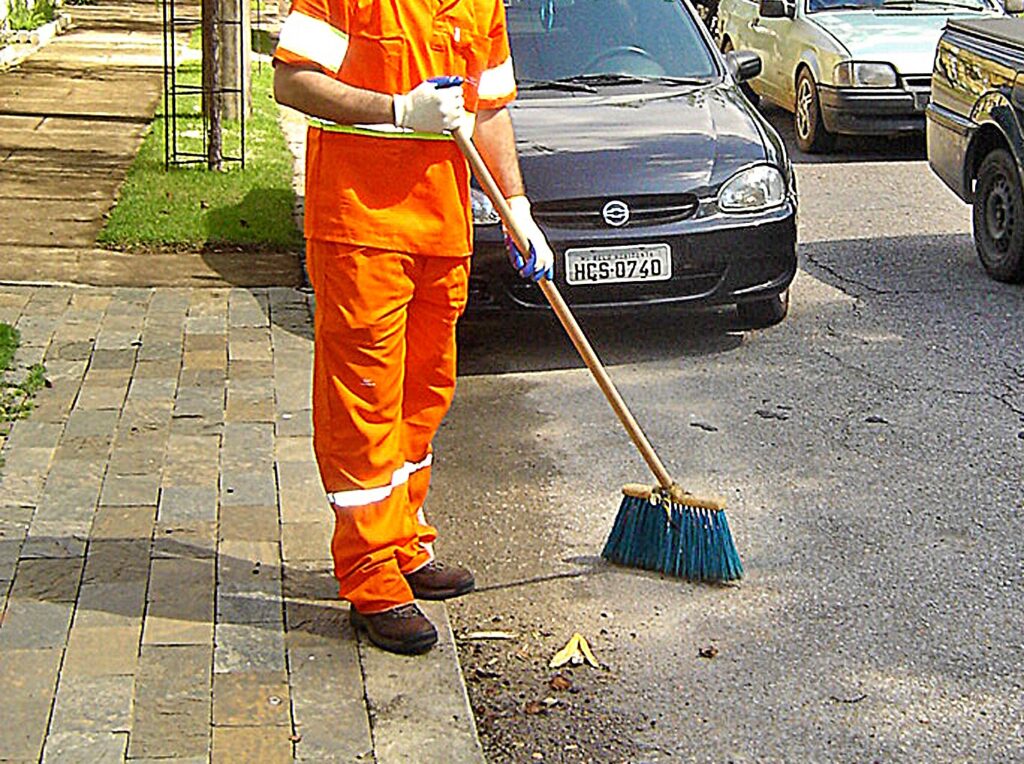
834,61,898,88
471,187,500,225
718,165,786,213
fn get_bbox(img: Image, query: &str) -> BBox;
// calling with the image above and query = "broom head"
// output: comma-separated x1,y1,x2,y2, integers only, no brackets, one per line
601,483,743,582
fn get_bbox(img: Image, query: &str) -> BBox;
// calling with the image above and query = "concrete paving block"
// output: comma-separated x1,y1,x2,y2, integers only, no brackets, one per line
222,422,274,466
0,648,63,761
53,432,114,464
41,730,128,764
90,505,155,540
277,460,328,523
99,471,161,507
226,378,276,423
360,602,484,764
88,347,136,370
211,725,293,763
153,521,217,560
0,473,46,506
158,484,218,524
1,421,63,452
62,623,142,677
0,598,74,648
8,556,83,601
0,446,56,479
275,434,315,463
275,408,314,438
82,539,150,585
219,505,280,542
212,670,291,727
218,540,282,586
163,433,220,484
289,644,373,763
129,644,213,760
63,409,119,438
173,387,226,423
74,382,129,411
214,621,287,673
281,561,338,602
228,289,270,329
281,521,332,563
221,469,278,507
283,600,350,650
48,673,134,732
74,582,148,627
148,557,215,602
20,531,88,559
217,588,283,626
227,359,274,380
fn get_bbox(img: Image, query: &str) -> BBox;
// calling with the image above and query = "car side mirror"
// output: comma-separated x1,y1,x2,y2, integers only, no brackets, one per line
1005,0,1023,13
759,0,794,17
725,50,763,83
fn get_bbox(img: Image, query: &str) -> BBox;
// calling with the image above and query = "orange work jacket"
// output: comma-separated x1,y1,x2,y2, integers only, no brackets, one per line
274,0,517,256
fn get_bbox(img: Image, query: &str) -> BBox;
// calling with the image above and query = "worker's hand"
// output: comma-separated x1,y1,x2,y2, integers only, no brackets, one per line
504,196,554,282
393,76,465,134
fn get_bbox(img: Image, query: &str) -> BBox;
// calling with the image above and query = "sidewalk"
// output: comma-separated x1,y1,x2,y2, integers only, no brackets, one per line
0,5,484,763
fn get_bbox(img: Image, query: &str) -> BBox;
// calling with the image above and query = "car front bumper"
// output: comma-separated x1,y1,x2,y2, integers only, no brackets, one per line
467,200,798,312
818,85,930,136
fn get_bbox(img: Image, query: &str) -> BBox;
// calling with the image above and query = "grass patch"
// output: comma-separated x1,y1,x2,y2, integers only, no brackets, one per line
0,323,46,427
99,59,303,251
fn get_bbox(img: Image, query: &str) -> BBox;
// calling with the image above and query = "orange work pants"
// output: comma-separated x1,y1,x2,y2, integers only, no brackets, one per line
306,241,470,614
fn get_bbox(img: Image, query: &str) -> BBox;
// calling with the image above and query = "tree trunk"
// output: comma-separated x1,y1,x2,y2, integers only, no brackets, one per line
202,0,223,170
219,0,251,120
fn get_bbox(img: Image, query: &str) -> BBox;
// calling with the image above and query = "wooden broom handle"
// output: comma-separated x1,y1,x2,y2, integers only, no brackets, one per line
453,129,674,491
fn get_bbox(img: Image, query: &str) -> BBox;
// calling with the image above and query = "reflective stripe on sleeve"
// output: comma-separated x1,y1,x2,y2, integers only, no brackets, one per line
277,12,349,73
477,57,516,101
308,117,456,142
327,454,434,508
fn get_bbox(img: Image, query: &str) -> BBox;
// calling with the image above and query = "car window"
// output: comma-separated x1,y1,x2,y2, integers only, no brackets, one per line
506,0,718,81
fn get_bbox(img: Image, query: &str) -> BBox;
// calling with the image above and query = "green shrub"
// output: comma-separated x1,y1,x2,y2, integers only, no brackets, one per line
6,0,55,31
0,323,46,425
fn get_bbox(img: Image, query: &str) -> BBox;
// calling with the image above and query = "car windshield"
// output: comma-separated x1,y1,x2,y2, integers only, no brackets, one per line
506,0,718,84
807,0,989,10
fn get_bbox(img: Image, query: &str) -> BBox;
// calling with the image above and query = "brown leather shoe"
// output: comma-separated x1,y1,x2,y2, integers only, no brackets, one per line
350,603,438,655
405,560,475,601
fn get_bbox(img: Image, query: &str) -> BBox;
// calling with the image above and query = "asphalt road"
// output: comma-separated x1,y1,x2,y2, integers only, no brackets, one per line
431,104,1024,763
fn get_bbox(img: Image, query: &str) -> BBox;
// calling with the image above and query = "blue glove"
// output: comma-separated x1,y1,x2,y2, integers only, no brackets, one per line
428,75,464,89
504,196,554,282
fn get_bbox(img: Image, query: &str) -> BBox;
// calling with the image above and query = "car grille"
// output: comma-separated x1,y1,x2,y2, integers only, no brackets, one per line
902,75,931,91
533,194,699,230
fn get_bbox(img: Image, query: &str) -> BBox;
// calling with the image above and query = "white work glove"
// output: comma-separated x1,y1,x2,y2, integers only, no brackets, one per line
504,195,554,282
393,76,465,134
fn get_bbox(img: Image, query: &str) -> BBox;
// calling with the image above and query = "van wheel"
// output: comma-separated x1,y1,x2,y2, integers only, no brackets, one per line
973,148,1024,283
737,289,789,329
794,69,835,154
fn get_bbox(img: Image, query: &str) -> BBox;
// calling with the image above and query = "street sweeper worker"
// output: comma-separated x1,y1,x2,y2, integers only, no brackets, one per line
272,0,553,655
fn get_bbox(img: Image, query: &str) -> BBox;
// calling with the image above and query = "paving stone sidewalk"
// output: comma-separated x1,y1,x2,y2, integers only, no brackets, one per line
0,285,483,763
0,3,484,762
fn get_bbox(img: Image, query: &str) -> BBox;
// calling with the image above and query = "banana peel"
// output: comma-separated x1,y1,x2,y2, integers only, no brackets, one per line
549,632,599,669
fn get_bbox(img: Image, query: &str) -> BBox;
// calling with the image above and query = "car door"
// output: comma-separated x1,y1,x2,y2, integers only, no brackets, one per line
747,2,798,104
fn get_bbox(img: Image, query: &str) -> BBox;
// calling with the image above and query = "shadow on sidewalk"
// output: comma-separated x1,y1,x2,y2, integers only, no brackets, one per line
1,534,351,643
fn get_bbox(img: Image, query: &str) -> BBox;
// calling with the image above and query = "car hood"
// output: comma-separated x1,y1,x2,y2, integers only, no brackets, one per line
506,85,773,204
813,8,1001,74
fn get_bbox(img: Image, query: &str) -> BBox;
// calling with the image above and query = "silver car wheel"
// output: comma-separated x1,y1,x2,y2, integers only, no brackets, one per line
796,78,813,139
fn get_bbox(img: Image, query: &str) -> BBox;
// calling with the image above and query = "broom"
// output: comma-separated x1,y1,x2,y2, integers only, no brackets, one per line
454,129,743,583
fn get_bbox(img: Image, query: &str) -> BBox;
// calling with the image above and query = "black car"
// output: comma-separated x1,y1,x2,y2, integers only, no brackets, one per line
469,0,799,328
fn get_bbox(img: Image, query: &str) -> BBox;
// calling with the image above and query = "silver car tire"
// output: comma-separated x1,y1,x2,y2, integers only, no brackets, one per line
794,69,835,154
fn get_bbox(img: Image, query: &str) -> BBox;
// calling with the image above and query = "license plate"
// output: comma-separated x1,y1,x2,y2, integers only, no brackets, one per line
564,244,671,285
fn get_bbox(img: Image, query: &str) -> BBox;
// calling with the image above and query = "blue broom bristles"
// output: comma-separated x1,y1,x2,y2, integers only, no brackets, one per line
601,492,743,582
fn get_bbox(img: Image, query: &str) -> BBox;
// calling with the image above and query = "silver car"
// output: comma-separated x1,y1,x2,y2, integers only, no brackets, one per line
716,0,1014,152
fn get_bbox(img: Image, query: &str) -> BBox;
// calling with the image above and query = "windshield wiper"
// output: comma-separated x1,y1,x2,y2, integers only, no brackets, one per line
518,78,597,93
559,73,709,87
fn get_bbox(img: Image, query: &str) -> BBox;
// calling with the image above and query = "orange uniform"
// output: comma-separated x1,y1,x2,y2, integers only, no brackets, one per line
274,0,516,612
